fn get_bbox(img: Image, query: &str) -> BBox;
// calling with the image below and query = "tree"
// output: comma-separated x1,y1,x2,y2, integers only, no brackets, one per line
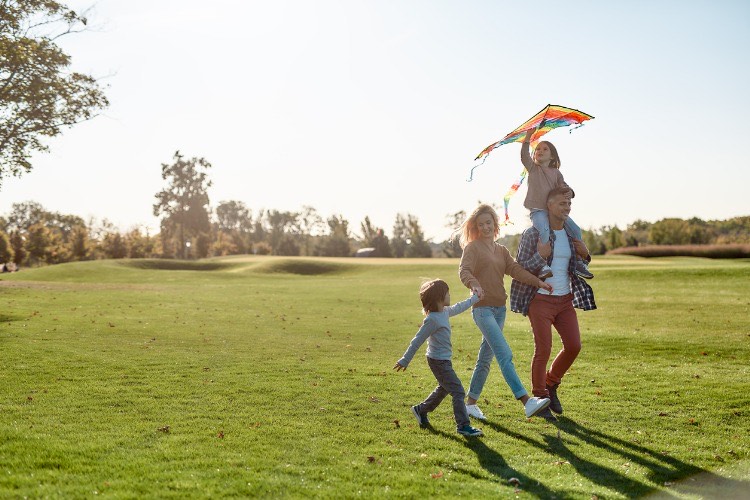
0,1,108,187
392,214,408,258
265,209,299,255
215,200,252,254
9,230,25,264
153,151,212,259
317,215,351,257
359,216,391,257
404,215,432,258
0,230,13,263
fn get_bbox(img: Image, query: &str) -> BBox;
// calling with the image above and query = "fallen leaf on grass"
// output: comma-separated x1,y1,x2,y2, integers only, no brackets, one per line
369,396,380,403
658,412,668,416
217,431,224,439
664,481,674,487
157,426,170,433
393,420,400,428
431,471,443,479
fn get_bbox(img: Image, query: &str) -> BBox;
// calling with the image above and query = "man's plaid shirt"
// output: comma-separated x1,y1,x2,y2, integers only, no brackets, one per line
510,226,597,316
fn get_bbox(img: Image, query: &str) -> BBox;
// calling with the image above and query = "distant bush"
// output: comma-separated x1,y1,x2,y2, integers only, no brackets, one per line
608,244,750,259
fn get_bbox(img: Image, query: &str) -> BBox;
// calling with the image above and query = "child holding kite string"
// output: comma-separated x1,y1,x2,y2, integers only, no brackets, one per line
521,129,593,279
394,279,484,437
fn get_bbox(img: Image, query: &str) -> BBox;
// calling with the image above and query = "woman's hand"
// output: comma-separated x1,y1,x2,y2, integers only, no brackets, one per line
538,281,553,293
472,285,484,299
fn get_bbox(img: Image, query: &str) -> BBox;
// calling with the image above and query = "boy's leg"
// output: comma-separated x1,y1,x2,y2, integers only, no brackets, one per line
427,357,470,429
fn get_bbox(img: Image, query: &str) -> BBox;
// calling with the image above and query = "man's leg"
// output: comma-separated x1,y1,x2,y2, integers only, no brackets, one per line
547,299,582,387
528,294,556,398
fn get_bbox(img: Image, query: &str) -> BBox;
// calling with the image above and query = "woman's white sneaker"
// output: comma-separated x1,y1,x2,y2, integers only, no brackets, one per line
465,404,487,421
524,397,551,418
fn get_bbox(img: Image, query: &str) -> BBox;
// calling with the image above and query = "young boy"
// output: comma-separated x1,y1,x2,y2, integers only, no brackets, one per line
394,279,483,437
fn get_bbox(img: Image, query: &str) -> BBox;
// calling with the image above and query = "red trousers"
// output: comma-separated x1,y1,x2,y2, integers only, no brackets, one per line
527,293,581,398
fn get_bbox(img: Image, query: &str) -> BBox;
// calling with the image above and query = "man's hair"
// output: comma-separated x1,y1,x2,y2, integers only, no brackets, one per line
419,279,449,314
547,186,575,203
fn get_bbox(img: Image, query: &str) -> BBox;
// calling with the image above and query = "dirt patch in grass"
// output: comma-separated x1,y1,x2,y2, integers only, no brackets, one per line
120,259,238,271
252,259,357,275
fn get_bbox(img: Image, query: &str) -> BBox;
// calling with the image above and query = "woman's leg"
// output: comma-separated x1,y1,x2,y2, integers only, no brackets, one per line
472,306,528,399
467,335,494,402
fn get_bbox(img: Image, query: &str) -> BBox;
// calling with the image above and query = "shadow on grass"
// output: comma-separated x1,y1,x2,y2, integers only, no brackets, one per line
484,417,749,497
426,427,570,497
0,313,24,323
120,259,236,271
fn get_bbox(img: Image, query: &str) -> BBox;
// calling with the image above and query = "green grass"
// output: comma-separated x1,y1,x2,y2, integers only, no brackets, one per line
1,255,749,498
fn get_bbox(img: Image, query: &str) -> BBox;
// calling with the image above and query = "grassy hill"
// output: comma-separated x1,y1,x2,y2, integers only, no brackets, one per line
1,256,748,498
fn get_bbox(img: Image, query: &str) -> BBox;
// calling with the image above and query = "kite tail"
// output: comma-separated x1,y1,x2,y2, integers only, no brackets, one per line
568,122,586,133
500,168,528,226
467,156,488,182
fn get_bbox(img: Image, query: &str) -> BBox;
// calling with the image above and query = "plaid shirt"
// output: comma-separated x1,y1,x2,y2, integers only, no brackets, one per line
510,226,597,316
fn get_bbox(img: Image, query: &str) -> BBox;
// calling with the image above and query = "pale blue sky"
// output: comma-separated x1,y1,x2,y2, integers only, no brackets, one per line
2,0,749,240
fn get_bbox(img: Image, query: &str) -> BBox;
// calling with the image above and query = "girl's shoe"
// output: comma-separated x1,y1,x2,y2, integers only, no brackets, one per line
524,397,551,418
465,404,487,421
457,425,484,437
575,260,594,279
538,265,553,279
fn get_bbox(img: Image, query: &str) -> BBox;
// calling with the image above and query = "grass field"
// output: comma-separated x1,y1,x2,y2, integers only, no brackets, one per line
1,255,749,498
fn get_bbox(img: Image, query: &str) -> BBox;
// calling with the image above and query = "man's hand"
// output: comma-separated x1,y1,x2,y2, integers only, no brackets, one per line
538,240,552,259
393,362,406,372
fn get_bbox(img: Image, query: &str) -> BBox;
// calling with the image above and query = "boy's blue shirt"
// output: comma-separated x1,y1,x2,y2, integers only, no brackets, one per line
397,294,479,367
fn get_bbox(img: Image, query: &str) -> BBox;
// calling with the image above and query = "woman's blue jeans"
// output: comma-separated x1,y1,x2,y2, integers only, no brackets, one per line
468,306,529,400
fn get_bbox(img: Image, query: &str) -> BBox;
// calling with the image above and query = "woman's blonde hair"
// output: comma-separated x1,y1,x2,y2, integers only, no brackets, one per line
454,204,499,249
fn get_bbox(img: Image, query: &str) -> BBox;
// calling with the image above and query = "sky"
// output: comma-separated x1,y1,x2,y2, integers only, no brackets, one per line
2,0,749,241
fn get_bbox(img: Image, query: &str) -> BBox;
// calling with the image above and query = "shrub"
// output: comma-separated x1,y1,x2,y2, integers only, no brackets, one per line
607,244,750,259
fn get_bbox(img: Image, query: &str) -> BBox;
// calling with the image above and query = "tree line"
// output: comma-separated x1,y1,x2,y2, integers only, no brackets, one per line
1,148,747,267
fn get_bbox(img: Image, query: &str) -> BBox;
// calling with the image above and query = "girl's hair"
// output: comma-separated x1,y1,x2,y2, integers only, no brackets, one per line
454,204,499,249
419,279,449,314
536,141,561,169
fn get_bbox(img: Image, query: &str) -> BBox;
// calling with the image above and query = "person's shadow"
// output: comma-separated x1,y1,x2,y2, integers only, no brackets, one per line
426,427,575,497
483,416,750,497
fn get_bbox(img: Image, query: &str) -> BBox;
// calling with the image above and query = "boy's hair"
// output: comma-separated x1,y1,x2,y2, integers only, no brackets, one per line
536,140,561,169
419,279,449,314
455,204,499,249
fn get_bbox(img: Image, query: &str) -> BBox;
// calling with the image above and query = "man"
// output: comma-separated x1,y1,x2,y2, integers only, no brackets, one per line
510,186,597,421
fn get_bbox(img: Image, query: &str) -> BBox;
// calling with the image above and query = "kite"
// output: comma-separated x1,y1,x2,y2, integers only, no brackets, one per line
468,104,594,225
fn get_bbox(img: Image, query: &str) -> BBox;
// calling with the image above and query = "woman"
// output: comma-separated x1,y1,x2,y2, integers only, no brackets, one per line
457,204,552,420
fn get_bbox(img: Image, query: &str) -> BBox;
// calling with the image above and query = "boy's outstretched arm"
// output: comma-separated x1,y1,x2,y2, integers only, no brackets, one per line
393,362,407,371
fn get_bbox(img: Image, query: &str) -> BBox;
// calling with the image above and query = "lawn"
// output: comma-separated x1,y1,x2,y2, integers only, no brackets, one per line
1,255,748,498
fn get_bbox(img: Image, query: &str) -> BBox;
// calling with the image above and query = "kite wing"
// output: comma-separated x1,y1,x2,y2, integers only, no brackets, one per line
472,104,594,164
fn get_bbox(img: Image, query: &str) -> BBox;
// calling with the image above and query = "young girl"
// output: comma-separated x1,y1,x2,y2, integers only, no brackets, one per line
394,279,484,437
521,129,593,279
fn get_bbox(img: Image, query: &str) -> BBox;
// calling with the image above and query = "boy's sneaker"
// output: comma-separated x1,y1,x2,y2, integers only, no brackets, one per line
546,384,563,414
524,396,551,418
411,405,430,427
457,425,484,437
538,265,553,279
575,260,594,279
466,404,487,421
536,407,558,422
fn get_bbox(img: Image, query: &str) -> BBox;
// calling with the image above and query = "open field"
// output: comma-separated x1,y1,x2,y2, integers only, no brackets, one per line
1,255,749,498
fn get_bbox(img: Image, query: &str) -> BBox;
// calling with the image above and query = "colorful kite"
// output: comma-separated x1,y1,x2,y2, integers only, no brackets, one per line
468,104,594,225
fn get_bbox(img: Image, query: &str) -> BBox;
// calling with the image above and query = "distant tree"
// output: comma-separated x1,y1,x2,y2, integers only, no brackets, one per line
25,222,52,264
391,214,408,258
0,1,108,187
0,231,13,263
404,215,432,258
124,228,155,258
440,210,466,257
265,209,299,255
153,151,212,259
100,231,127,259
297,205,323,256
582,228,606,255
360,216,391,257
211,231,238,256
317,215,351,257
5,201,47,232
9,230,25,265
601,225,625,251
193,233,211,259
215,200,252,253
649,218,692,245
623,219,651,247
68,225,91,260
